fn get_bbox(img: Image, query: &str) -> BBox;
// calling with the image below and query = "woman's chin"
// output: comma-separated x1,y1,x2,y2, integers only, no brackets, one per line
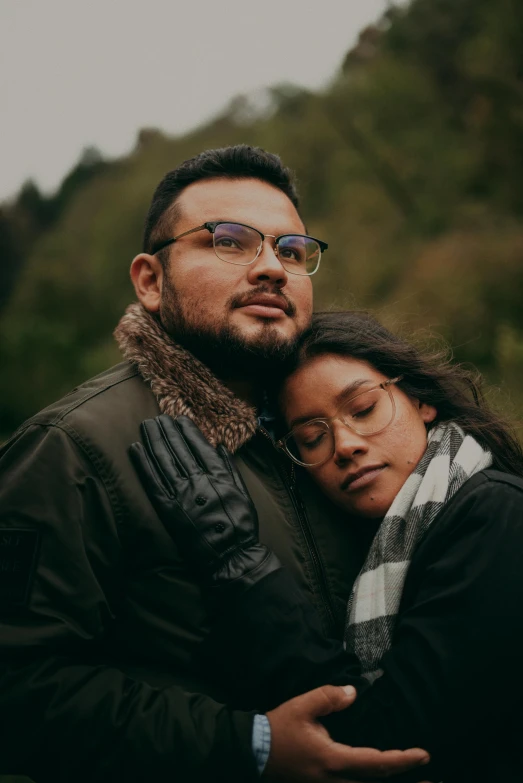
334,491,393,520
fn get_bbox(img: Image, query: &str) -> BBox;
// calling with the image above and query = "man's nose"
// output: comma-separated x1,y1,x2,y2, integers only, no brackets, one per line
246,238,289,287
332,422,369,465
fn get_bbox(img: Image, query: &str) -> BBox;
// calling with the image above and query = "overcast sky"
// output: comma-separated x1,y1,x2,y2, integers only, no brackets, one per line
1,0,389,202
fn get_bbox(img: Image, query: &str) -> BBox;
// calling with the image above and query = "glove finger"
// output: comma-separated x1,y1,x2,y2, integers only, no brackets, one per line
217,445,251,500
157,415,205,477
175,415,232,481
141,417,187,481
129,441,173,503
131,442,196,545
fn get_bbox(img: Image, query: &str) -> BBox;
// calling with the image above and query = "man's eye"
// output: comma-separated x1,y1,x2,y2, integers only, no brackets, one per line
279,247,304,263
215,237,241,248
280,247,298,259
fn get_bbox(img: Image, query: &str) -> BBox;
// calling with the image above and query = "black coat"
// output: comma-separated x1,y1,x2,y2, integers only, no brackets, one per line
208,470,523,783
0,352,373,783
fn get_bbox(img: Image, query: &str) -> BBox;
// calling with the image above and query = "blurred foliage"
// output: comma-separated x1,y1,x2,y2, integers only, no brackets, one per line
1,0,522,442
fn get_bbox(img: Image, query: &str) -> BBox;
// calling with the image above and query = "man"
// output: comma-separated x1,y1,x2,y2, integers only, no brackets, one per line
0,146,429,782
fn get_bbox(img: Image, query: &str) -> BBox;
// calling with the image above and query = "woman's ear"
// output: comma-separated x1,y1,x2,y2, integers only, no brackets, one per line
419,402,437,424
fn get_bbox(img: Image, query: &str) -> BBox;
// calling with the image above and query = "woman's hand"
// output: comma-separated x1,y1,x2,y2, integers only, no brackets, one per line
130,415,281,592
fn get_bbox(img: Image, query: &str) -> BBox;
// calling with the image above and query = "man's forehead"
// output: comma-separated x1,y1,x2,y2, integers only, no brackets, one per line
174,177,305,234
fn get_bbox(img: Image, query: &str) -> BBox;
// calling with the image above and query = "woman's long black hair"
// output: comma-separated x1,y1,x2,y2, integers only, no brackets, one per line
281,311,523,477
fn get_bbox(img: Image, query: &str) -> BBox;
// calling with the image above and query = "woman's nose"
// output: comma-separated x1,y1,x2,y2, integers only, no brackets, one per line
333,422,369,465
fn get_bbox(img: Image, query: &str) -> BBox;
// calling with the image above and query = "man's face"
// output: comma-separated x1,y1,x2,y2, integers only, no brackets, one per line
159,178,313,375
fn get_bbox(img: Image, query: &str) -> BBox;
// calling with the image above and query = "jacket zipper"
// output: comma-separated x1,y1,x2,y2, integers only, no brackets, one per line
257,426,337,634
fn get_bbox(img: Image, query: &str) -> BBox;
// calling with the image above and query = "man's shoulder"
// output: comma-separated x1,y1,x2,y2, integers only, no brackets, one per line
1,362,163,531
11,361,160,451
25,361,140,423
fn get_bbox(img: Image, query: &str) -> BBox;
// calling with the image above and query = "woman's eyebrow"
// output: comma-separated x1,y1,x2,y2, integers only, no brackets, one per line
333,378,373,407
289,378,373,429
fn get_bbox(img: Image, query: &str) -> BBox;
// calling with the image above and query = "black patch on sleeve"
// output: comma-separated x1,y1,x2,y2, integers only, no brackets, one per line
0,529,40,607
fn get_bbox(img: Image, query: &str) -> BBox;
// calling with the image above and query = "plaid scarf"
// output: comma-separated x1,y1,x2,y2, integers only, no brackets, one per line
345,421,492,682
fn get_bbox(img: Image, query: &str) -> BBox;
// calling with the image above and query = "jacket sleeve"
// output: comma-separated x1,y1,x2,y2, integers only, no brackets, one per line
202,567,367,711
0,423,258,783
206,479,523,776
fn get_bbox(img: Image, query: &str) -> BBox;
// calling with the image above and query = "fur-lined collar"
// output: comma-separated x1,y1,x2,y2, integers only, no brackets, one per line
114,303,258,452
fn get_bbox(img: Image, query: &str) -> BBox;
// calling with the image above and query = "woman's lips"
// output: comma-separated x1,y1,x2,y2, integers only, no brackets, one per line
342,466,386,492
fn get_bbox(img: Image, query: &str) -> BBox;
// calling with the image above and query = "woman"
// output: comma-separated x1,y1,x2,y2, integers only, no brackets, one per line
131,312,523,782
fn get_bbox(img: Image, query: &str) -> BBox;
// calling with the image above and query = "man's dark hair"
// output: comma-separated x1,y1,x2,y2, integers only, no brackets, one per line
142,145,300,259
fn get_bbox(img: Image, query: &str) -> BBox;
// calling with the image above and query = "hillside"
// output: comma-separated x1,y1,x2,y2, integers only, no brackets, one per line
1,0,522,439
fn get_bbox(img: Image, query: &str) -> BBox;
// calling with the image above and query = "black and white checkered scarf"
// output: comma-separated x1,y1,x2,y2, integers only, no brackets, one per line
345,421,492,681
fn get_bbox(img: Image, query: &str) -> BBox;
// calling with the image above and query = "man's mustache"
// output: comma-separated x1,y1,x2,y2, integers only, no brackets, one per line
229,285,297,317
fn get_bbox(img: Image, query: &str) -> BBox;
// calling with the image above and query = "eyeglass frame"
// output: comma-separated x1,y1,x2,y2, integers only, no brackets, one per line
151,220,328,276
276,376,404,467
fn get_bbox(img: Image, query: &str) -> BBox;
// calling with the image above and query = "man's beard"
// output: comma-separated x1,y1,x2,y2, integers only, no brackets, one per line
159,275,303,385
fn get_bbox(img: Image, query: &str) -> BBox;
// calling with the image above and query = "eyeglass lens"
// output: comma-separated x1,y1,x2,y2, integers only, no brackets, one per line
213,223,321,275
286,387,395,466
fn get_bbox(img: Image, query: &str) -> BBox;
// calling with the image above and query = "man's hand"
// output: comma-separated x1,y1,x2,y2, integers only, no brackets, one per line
263,685,431,783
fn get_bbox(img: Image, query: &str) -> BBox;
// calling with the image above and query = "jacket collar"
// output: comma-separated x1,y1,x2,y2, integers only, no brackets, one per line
114,302,258,452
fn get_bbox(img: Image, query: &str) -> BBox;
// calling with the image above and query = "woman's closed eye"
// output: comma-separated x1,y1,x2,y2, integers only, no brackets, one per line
304,434,326,449
297,430,328,450
351,402,377,420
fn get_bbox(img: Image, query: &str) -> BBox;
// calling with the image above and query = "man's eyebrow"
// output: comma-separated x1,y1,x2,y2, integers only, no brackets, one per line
191,219,256,234
199,219,246,226
288,378,373,430
179,219,230,232
197,220,308,235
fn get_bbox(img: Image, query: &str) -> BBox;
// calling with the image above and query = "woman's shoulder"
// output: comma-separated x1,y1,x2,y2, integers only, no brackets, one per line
441,468,523,524
404,470,523,607
459,468,523,497
417,469,523,557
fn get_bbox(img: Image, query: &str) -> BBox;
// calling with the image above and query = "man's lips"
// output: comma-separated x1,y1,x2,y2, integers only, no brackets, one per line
341,464,387,492
235,294,290,318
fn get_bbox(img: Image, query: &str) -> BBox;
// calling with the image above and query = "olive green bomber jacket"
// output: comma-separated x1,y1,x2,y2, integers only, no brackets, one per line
0,304,373,783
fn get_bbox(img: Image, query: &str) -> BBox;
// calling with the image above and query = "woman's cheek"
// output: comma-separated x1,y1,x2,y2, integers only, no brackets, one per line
308,466,339,503
386,419,428,476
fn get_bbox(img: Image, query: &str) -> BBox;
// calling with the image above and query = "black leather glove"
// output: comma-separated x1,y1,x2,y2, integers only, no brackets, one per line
130,415,282,598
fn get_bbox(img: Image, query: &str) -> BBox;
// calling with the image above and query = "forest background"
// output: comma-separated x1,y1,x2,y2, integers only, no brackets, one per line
1,0,522,445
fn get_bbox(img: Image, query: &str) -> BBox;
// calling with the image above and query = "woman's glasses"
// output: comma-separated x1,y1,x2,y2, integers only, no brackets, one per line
277,377,404,467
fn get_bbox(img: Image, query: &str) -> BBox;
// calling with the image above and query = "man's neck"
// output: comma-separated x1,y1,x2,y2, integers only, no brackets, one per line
224,378,262,409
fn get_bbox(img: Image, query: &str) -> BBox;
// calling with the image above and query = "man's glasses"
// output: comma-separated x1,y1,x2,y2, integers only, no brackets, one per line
152,221,328,276
277,377,404,467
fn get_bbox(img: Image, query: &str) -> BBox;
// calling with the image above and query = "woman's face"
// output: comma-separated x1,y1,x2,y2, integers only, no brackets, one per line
281,354,437,518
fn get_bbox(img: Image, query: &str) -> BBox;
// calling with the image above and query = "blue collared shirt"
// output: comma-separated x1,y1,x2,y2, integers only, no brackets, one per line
252,713,271,775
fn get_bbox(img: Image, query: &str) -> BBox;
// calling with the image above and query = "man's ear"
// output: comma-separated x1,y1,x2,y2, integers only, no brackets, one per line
419,402,437,424
130,253,164,313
